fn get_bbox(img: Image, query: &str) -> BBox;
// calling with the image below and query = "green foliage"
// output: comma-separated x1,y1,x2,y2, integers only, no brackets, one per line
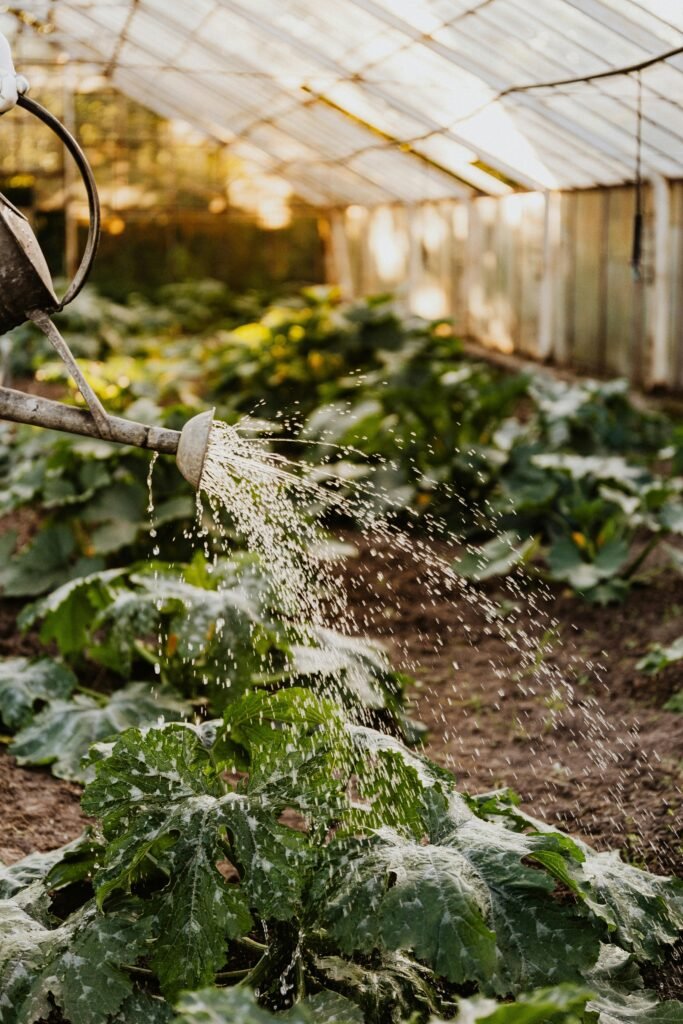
0,427,196,597
447,986,594,1024
83,726,263,999
2,685,682,1023
311,789,604,994
2,287,682,1024
455,532,538,582
20,555,417,738
10,682,190,781
174,987,365,1023
0,899,150,1024
637,637,683,676
3,287,680,603
663,691,683,713
0,522,105,598
0,656,76,730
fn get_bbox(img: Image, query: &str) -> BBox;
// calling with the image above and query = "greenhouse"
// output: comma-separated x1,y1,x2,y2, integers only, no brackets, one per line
0,3,682,1023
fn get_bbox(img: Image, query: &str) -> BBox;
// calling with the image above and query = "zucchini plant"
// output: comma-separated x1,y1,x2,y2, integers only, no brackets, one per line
2,285,681,603
1,688,681,1023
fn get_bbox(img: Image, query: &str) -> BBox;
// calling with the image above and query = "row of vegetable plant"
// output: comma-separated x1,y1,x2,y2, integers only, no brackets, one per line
2,283,682,606
1,282,682,1022
2,679,682,1022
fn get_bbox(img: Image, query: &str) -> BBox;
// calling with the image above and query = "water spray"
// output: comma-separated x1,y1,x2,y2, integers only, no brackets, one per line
0,92,213,489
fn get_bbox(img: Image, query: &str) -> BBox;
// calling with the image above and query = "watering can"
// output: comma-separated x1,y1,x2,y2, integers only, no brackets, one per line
0,93,213,488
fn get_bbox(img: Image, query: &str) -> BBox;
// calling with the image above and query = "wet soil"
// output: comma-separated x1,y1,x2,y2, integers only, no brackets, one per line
341,536,683,881
0,750,89,865
341,535,683,994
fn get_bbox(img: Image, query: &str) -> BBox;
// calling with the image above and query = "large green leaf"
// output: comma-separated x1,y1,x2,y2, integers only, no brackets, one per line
311,792,603,994
19,568,127,656
0,523,105,598
531,454,646,485
659,502,683,535
466,790,683,967
175,987,363,1024
80,481,148,555
589,991,683,1024
573,851,683,962
0,847,68,900
547,536,630,595
82,726,306,999
585,946,683,1024
85,568,283,694
311,828,497,985
283,627,409,715
10,682,189,781
0,657,76,730
339,724,453,836
0,899,149,1024
455,532,537,582
447,985,593,1024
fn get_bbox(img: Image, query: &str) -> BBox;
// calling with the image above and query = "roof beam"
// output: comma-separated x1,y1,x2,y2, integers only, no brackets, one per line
50,7,406,206
215,0,547,190
344,0,661,179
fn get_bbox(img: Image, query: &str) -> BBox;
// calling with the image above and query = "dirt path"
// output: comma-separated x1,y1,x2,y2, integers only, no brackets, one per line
340,536,683,879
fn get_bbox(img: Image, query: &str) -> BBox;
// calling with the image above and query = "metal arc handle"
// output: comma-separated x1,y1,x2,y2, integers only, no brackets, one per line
16,93,100,310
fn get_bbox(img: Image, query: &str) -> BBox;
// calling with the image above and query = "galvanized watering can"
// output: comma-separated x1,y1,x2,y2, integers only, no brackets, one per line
0,94,213,488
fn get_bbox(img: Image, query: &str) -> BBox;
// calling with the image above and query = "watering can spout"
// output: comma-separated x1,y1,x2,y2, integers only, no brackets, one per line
0,385,214,490
0,89,216,489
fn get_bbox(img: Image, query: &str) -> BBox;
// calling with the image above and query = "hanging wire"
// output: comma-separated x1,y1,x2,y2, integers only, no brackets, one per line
631,70,643,282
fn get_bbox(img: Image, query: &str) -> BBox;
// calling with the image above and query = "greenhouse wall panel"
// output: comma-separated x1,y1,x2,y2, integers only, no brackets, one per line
334,182,682,390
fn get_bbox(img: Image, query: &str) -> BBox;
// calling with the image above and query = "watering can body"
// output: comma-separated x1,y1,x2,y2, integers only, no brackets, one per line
0,94,213,488
0,93,101,338
0,191,59,333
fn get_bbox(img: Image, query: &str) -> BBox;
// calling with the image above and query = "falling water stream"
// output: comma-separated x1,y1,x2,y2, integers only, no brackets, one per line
186,416,669,874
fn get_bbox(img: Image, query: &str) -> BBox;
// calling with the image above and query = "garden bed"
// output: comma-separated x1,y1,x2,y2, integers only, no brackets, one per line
2,536,680,882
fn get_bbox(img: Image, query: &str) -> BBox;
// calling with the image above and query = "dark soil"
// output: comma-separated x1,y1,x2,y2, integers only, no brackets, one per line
340,536,683,880
0,750,89,865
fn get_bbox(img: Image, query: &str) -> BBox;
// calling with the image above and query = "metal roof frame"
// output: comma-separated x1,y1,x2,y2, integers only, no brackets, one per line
6,0,683,204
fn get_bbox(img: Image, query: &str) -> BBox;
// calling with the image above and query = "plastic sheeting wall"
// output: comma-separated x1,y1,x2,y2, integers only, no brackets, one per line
329,181,683,392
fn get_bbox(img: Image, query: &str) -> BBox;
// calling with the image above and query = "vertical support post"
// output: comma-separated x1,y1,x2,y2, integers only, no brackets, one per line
464,196,481,342
328,209,354,299
407,203,421,316
451,199,469,335
62,70,79,281
537,190,560,361
649,174,671,388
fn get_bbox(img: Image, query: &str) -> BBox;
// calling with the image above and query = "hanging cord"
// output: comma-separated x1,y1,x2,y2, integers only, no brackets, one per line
631,70,644,282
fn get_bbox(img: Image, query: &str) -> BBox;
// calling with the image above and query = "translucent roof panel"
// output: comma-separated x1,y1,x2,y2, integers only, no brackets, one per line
8,0,683,204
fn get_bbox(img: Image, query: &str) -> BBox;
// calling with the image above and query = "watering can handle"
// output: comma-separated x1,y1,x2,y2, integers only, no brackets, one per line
16,93,101,311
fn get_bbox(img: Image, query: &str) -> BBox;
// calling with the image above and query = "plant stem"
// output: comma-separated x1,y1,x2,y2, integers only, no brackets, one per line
122,964,154,976
74,683,109,705
215,967,251,980
623,534,662,579
236,935,268,952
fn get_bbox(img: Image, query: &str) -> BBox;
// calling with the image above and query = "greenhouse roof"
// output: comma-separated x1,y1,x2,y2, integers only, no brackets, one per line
8,0,683,203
